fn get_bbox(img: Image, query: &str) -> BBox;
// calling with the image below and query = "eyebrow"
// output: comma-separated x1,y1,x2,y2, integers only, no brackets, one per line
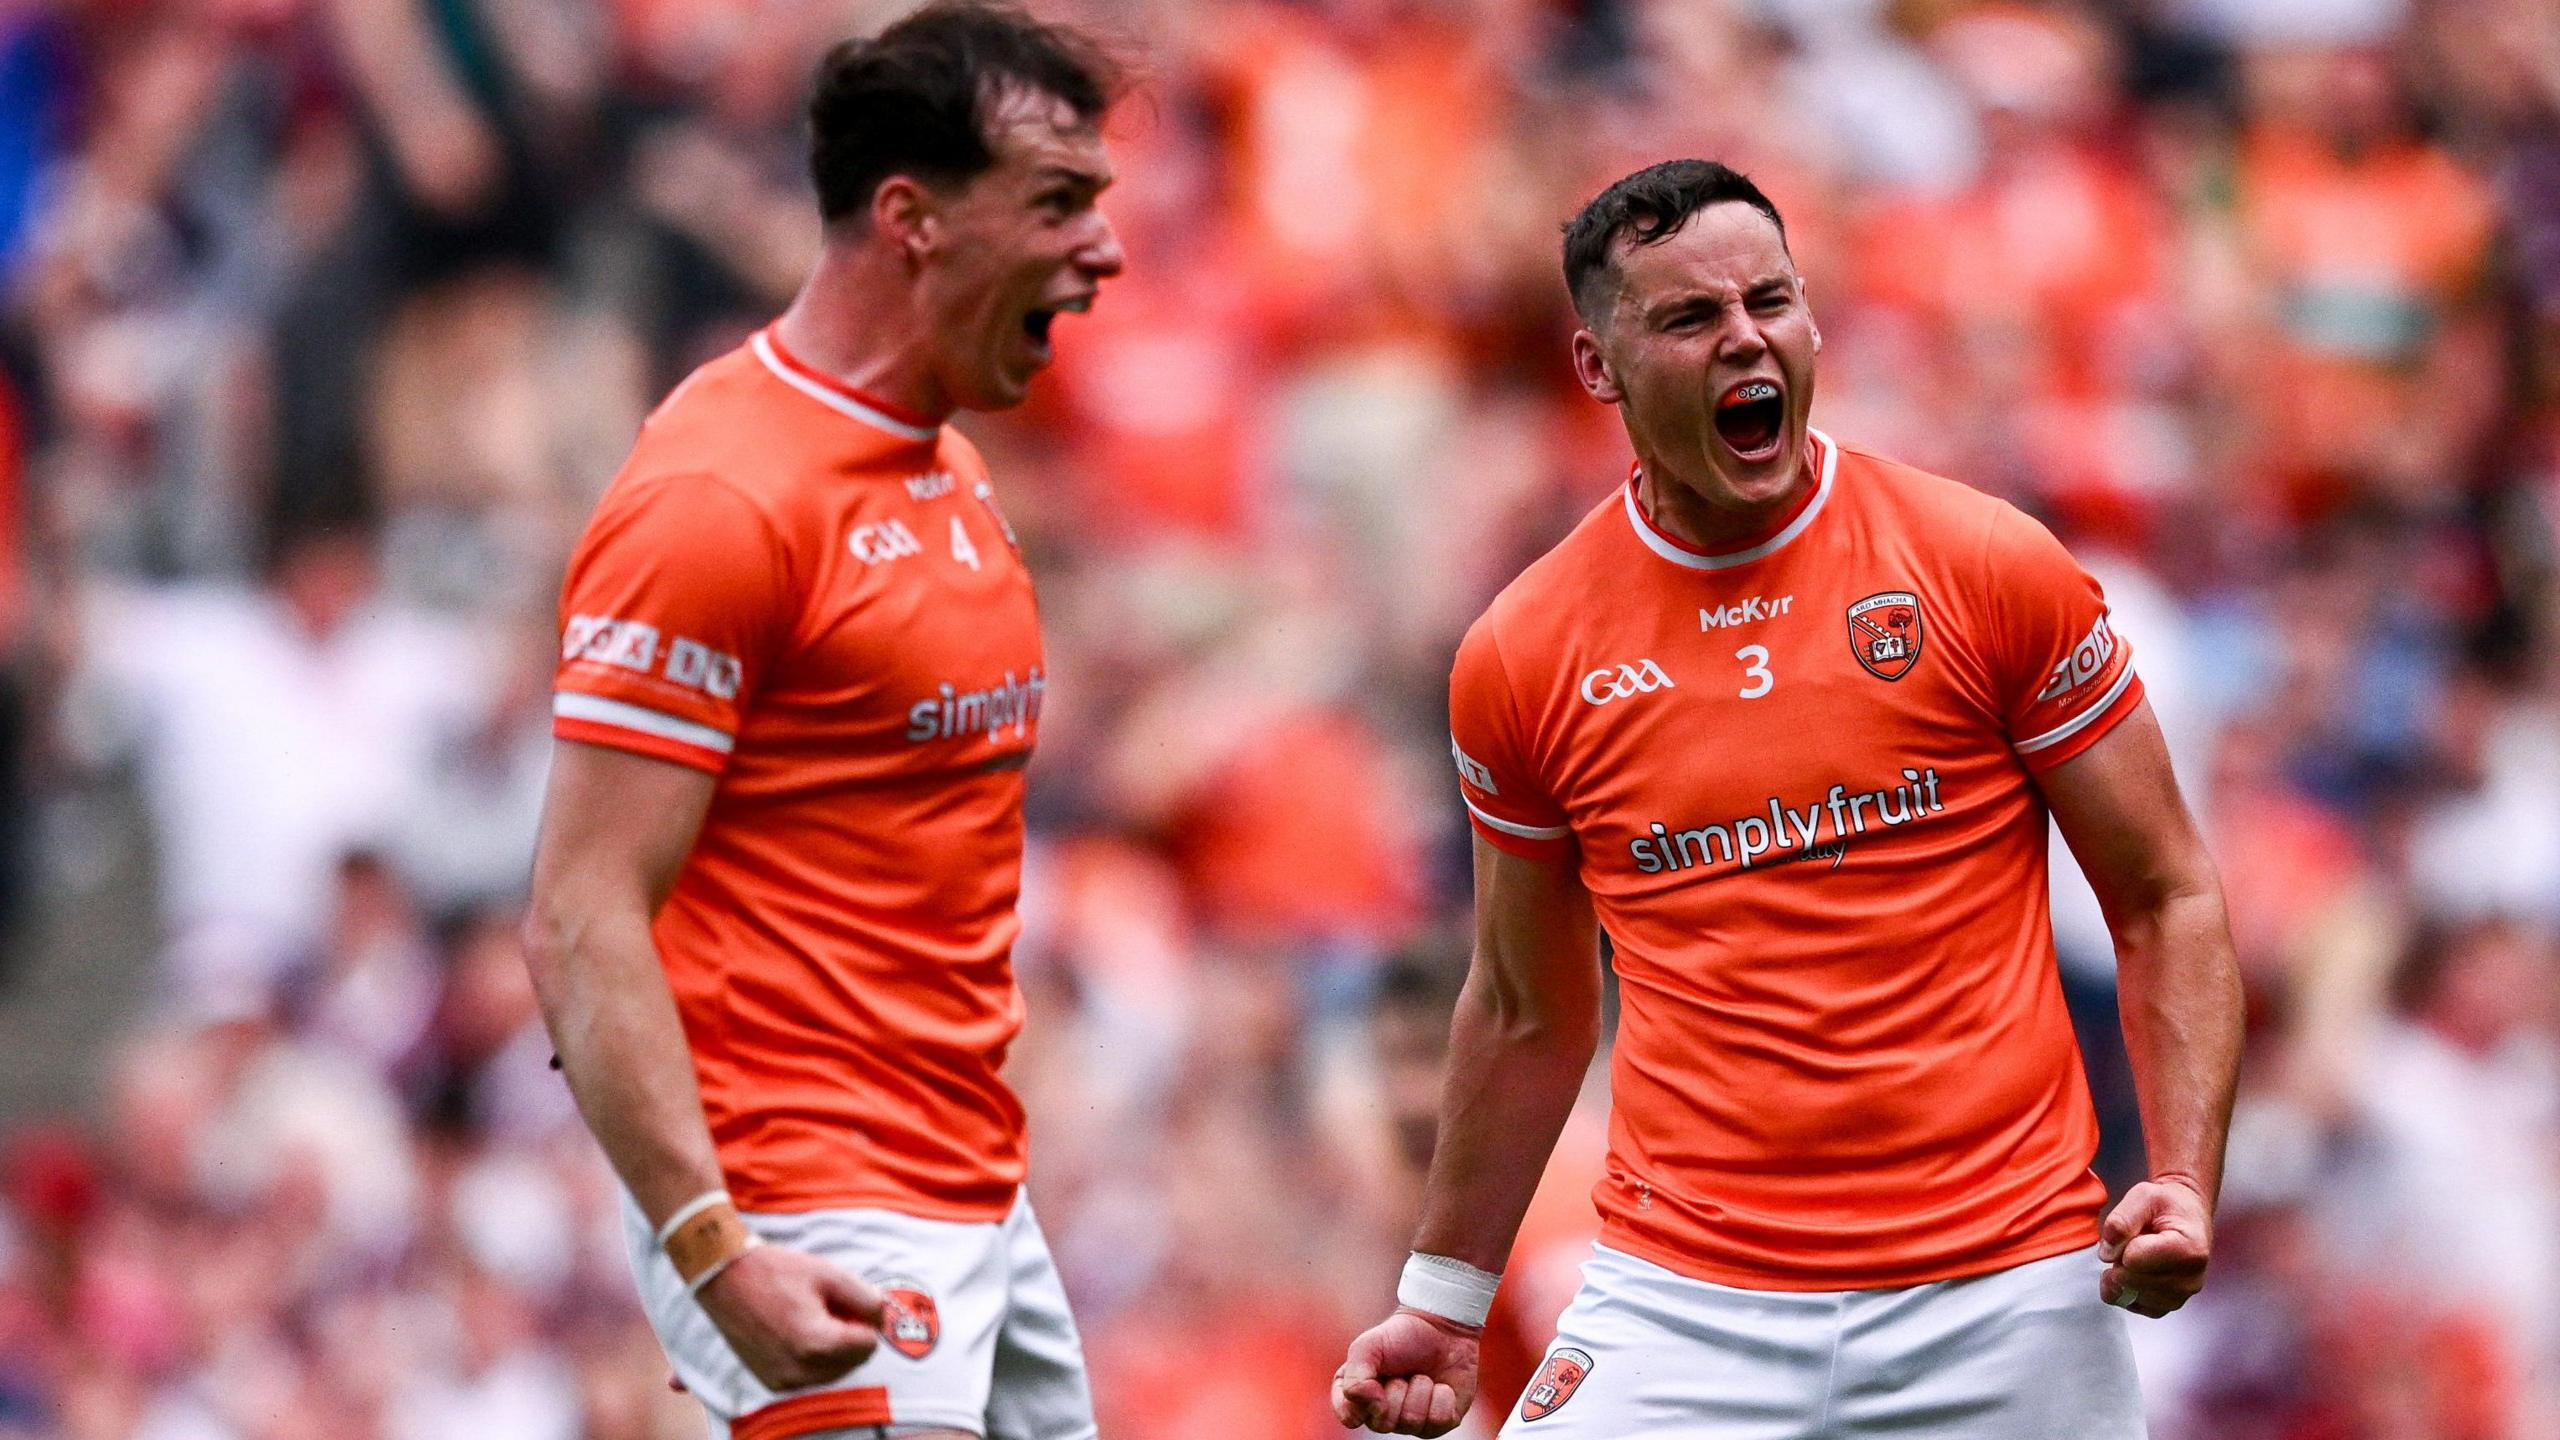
1643,274,1794,315
1034,165,1113,191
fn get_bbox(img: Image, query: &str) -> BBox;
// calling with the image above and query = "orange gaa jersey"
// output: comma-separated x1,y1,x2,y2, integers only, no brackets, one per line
1451,429,2143,1290
555,327,1044,1220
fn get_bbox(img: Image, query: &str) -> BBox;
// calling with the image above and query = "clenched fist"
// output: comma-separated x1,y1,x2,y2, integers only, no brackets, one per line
1331,1309,1482,1436
2098,1174,2213,1319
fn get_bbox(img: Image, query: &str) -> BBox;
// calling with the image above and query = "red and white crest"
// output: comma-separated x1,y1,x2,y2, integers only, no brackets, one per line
1847,591,1924,681
1519,1347,1594,1422
879,1277,940,1360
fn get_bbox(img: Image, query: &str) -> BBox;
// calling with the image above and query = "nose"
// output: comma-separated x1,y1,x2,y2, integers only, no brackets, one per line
1717,301,1768,364
1080,210,1126,280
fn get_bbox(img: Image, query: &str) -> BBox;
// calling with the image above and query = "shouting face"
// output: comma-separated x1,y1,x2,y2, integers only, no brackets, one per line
1572,201,1820,536
909,88,1124,412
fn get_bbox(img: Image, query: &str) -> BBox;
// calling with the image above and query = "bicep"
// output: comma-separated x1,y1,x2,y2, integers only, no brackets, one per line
530,738,720,920
1468,834,1602,1025
2035,700,2215,918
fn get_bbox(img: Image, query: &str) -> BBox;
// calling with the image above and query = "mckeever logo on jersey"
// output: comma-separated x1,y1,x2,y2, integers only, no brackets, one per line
1700,594,1793,630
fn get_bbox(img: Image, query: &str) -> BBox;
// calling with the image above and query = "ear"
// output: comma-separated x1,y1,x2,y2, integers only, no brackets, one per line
871,176,940,261
1571,329,1622,405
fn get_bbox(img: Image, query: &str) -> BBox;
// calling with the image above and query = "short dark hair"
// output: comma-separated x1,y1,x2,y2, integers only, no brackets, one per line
808,1,1120,225
1561,159,1789,320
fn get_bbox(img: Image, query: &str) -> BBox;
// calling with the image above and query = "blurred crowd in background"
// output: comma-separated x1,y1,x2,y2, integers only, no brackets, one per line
0,0,2557,1436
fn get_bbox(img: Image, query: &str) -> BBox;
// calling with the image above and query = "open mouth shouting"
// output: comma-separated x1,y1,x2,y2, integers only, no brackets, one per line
1019,292,1093,362
1714,378,1786,463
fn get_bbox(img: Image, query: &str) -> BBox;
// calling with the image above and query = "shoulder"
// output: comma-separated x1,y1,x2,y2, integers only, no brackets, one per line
1830,436,2010,540
1827,435,2081,592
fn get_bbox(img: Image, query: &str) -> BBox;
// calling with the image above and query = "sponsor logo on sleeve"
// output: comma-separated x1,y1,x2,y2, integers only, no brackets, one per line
2034,613,2118,703
904,470,957,501
973,479,1021,551
1580,660,1675,706
1847,591,1923,680
877,1277,940,1360
664,638,742,700
562,615,660,673
1451,736,1500,795
564,615,740,700
1520,1348,1594,1421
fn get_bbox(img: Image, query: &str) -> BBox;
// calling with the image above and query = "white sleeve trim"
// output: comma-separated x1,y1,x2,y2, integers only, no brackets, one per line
554,692,736,755
1463,794,1571,841
2014,664,2138,754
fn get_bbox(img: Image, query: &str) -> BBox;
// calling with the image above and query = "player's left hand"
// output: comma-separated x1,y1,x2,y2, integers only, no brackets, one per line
2097,1174,2212,1319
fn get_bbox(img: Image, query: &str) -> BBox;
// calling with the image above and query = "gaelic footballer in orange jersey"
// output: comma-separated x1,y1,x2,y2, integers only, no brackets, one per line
1335,158,2238,1440
525,9,1129,1435
554,324,1046,1219
1451,428,2138,1289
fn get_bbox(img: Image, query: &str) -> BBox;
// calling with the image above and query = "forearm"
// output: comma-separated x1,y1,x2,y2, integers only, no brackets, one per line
1408,973,1599,1274
524,897,726,1228
2112,884,2244,1203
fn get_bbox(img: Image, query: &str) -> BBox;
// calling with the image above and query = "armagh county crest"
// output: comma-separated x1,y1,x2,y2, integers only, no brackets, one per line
1847,591,1924,681
879,1277,941,1359
1520,1348,1594,1422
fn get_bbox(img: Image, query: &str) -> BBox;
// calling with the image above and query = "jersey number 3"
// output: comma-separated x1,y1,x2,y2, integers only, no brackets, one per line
1737,645,1773,699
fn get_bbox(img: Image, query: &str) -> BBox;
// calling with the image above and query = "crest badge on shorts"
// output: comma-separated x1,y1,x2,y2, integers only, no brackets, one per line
1847,591,1923,681
879,1277,941,1360
1520,1348,1594,1422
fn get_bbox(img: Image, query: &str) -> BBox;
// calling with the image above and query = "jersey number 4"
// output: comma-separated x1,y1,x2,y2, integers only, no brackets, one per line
949,516,982,571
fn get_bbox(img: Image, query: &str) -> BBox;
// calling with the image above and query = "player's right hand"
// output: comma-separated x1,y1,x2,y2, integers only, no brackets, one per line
1331,1308,1481,1436
695,1243,885,1392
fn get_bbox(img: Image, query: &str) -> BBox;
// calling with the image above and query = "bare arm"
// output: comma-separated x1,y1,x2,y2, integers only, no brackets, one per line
521,738,724,1227
1335,835,1599,1436
1410,836,1605,1270
2039,700,2243,1314
524,738,881,1388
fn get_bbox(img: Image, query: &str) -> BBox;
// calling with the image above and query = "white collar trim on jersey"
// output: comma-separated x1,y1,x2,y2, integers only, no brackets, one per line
1623,428,1838,571
751,330,942,444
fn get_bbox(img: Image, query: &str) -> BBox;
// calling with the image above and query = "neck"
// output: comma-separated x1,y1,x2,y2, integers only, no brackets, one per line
773,242,952,423
1636,437,1817,554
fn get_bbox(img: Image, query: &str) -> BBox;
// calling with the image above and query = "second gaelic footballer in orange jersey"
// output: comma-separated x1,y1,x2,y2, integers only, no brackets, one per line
1332,162,2244,1438
523,7,1124,1439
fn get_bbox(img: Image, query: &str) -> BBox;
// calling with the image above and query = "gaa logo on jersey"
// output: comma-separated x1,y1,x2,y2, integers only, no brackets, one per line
1581,659,1675,706
1520,1347,1594,1421
878,1276,940,1360
1847,591,1924,681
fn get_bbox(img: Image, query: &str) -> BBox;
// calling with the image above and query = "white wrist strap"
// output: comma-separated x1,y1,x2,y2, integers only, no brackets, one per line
685,1233,764,1298
1398,1252,1500,1328
655,1189,732,1248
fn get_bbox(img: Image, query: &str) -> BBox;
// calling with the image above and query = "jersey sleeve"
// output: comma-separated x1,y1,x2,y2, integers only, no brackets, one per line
553,472,794,773
1449,619,1574,861
1984,504,2144,771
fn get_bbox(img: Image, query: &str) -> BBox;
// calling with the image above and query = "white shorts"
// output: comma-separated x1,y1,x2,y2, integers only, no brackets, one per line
1502,1243,2144,1438
623,1194,1096,1440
